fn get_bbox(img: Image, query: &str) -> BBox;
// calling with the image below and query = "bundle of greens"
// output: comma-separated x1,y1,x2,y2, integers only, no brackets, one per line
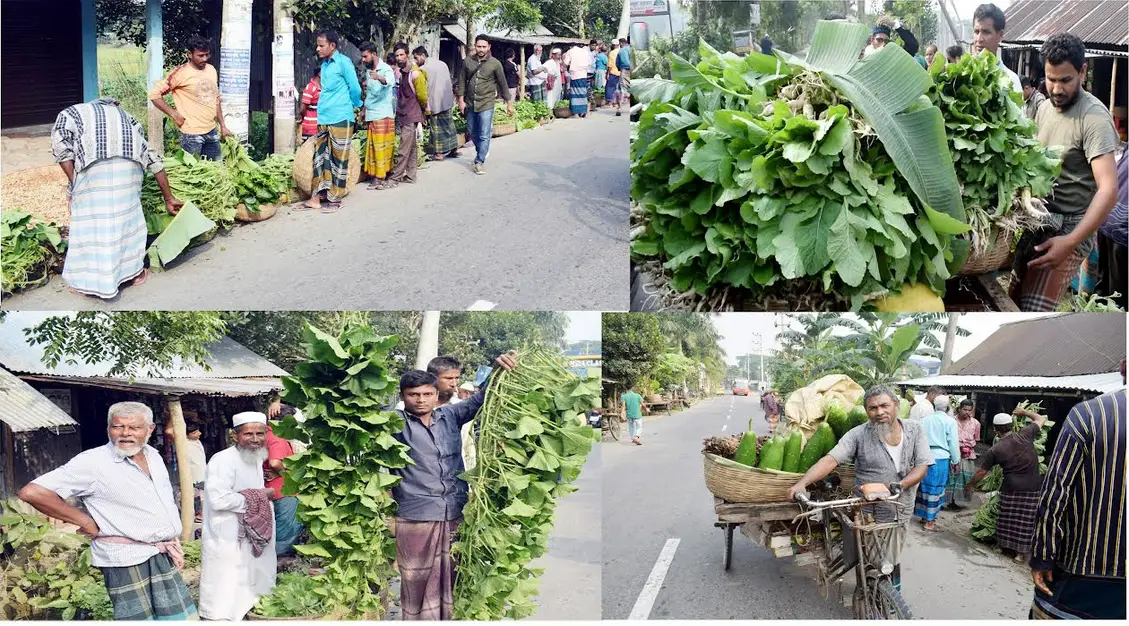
221,137,292,213
978,400,1053,492
270,323,412,619
493,101,518,127
260,153,296,202
928,51,1061,253
970,491,1001,542
631,21,970,310
452,347,599,620
515,101,546,130
254,573,330,618
141,151,237,234
1,211,66,295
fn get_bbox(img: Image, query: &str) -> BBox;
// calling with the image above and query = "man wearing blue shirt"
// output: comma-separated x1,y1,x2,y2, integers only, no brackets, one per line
300,29,362,213
359,42,396,190
915,395,960,531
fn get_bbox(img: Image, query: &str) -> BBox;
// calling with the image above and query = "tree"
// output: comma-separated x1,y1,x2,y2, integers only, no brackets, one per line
602,313,666,387
883,0,939,48
652,312,727,391
437,311,568,371
97,0,214,69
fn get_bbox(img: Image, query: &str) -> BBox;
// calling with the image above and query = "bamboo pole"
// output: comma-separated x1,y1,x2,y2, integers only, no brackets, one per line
166,397,194,543
1110,59,1118,114
519,46,527,101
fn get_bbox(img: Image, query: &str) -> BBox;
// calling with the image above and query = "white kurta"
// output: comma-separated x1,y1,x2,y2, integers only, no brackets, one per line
544,60,562,107
199,446,277,621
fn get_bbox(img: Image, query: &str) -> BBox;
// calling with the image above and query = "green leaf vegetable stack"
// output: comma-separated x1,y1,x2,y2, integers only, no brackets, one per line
452,347,599,620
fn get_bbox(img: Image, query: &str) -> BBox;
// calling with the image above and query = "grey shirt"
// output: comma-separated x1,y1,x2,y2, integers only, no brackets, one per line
391,390,485,521
828,419,934,515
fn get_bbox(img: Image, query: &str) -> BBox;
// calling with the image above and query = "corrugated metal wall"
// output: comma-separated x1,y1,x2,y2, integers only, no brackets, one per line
1,0,85,128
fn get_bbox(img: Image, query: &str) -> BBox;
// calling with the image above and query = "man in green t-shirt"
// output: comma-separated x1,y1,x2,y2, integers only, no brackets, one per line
1012,33,1119,312
621,383,645,446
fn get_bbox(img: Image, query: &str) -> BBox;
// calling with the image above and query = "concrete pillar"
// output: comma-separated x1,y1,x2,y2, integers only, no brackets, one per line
146,0,164,154
272,0,296,154
80,0,99,101
416,312,441,370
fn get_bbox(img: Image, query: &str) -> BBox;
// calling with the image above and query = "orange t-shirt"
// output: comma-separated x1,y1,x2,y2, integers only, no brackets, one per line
148,63,220,135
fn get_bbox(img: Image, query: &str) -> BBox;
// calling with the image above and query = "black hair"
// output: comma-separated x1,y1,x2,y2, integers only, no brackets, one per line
400,370,438,392
619,37,628,45
312,66,321,77
590,39,598,45
475,34,490,44
426,355,462,376
186,423,201,434
505,48,516,59
393,42,409,55
413,46,428,57
187,36,211,54
947,44,964,60
316,29,340,47
359,41,378,54
959,399,975,409
1041,32,1087,71
973,4,1006,32
1020,75,1033,88
927,386,944,396
825,12,846,20
626,382,635,390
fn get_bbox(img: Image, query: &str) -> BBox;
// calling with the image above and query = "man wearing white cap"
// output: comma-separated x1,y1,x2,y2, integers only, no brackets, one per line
457,381,475,400
199,412,277,620
966,407,1047,562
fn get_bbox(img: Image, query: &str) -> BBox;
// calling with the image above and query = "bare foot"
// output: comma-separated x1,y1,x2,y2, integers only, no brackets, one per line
131,268,150,287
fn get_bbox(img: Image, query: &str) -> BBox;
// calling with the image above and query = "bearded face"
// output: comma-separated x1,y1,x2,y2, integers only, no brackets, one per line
235,423,268,466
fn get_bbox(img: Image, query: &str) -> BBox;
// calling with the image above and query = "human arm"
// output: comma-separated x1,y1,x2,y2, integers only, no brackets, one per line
788,456,840,500
948,421,961,468
204,456,248,513
965,447,998,493
414,70,430,115
19,458,101,538
894,22,919,57
454,62,467,113
1014,406,1047,429
494,61,514,113
448,352,518,426
345,59,363,109
902,424,934,490
148,72,186,127
216,97,231,136
1030,405,1088,592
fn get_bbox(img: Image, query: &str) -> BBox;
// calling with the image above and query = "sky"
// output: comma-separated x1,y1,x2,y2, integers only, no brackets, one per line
714,312,1057,366
565,311,601,343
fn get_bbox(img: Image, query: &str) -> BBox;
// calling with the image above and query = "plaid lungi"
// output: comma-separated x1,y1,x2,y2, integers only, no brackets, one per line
396,518,461,621
997,490,1041,553
527,83,546,102
63,157,147,299
1030,568,1127,620
617,70,632,104
569,77,589,115
100,553,198,620
944,457,977,507
913,461,949,522
1011,215,1093,312
364,118,395,179
427,109,459,156
313,121,354,202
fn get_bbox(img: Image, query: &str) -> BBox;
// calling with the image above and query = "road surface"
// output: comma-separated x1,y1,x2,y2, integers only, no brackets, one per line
602,394,1035,620
5,109,628,311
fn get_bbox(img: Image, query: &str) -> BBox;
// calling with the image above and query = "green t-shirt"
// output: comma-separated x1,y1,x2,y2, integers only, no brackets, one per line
622,391,644,419
1034,89,1120,217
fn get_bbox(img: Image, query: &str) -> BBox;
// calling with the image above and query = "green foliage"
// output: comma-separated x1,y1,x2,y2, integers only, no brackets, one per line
182,539,202,569
602,313,667,386
453,347,598,619
141,151,239,234
271,323,412,618
1,211,66,296
885,0,939,49
254,573,331,618
221,137,294,213
631,22,968,309
978,401,1053,492
652,352,697,390
23,312,227,377
514,100,551,130
1061,292,1125,312
96,0,213,71
970,491,1000,542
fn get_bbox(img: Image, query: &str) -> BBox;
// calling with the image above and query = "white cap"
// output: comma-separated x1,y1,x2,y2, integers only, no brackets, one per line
992,413,1013,426
232,411,267,427
459,382,475,391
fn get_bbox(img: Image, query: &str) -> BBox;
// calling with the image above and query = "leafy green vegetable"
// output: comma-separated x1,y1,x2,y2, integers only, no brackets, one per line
514,101,551,130
146,201,217,270
1,211,66,295
1062,292,1124,312
453,347,599,620
253,573,331,618
970,491,1001,542
141,151,238,233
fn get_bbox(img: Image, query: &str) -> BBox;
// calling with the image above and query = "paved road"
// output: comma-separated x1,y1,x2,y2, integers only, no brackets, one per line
5,109,629,311
602,395,1033,620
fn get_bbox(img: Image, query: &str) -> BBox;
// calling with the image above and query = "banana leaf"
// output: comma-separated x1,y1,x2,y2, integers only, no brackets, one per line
146,201,216,270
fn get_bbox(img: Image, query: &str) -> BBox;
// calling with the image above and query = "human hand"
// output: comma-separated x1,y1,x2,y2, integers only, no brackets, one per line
1028,235,1076,270
459,99,466,115
1032,569,1053,596
173,112,187,128
495,351,518,370
220,126,234,137
166,197,184,215
78,517,100,539
788,483,807,502
506,102,515,117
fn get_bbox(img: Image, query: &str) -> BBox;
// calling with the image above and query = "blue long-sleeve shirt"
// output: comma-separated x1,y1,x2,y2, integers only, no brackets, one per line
921,410,960,461
317,51,362,126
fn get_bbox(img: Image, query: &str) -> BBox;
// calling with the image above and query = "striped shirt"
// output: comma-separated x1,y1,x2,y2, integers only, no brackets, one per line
32,442,182,568
1031,388,1126,579
51,98,163,177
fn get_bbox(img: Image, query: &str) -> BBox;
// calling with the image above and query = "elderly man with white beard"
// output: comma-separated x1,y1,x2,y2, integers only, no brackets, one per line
19,402,197,620
198,412,277,620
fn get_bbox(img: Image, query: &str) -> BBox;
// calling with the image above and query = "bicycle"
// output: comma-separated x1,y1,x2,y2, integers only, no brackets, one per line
794,482,913,619
601,412,622,441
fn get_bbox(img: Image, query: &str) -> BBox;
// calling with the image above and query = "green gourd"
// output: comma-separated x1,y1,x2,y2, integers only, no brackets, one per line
815,422,837,455
848,405,869,428
825,401,851,440
758,434,786,471
782,430,803,473
798,431,823,472
733,418,759,467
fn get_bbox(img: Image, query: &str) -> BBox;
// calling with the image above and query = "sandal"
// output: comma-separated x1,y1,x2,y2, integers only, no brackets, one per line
291,201,319,211
376,180,399,191
131,268,150,287
321,202,342,214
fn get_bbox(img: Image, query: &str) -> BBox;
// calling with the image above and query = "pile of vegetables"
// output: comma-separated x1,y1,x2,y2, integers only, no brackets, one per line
631,21,970,310
221,137,294,214
253,573,330,619
718,399,866,475
514,100,551,130
928,52,1061,253
452,347,599,620
1,211,66,295
141,151,238,234
267,323,411,619
493,101,517,128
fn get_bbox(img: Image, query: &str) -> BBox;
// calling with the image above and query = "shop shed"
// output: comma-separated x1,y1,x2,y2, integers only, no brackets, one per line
0,367,81,499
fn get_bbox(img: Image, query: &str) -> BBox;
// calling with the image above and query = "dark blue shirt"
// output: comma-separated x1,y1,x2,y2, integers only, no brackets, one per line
391,390,485,521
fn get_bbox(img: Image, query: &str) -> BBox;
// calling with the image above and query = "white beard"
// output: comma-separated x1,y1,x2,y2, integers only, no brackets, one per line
238,446,269,467
110,436,149,459
872,419,895,442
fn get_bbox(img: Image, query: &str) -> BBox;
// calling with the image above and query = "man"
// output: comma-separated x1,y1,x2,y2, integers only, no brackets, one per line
414,47,459,162
1012,33,1119,311
503,48,521,102
915,395,960,531
789,386,932,590
965,408,1046,562
865,19,919,58
149,36,231,160
563,42,593,118
946,44,965,64
945,398,981,509
1029,360,1125,619
199,412,277,620
19,402,196,620
526,44,549,103
594,44,609,93
386,43,429,187
544,48,564,109
392,353,516,620
301,29,362,213
909,386,942,421
761,390,780,434
606,42,621,109
1022,75,1047,120
615,38,633,115
458,381,475,400
621,383,645,446
395,356,476,471
1081,152,1128,309
52,98,182,299
359,42,396,191
971,3,1023,94
186,423,207,523
265,407,304,556
760,34,774,55
298,67,321,143
455,35,514,176
924,43,939,68
587,39,599,102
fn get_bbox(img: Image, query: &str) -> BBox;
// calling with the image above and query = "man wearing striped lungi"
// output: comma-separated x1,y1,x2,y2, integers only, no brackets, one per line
945,399,981,509
51,98,183,299
19,402,197,620
966,408,1047,561
915,396,960,531
526,44,548,102
359,42,396,190
563,43,592,118
415,47,460,162
392,353,516,620
303,29,362,213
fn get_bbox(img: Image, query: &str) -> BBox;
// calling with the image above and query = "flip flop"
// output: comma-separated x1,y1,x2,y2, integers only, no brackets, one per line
291,201,319,211
321,202,342,214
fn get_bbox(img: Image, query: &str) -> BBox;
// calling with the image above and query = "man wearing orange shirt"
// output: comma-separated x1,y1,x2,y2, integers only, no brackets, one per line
149,36,232,160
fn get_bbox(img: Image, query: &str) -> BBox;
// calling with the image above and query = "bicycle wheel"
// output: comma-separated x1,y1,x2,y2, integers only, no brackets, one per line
853,578,912,620
607,416,621,441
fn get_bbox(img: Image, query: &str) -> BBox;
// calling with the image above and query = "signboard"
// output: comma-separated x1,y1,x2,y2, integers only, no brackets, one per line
630,0,670,17
219,0,254,140
750,2,761,26
272,27,296,120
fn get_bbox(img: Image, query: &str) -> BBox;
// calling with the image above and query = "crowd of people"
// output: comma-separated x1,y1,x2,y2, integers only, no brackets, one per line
16,352,513,621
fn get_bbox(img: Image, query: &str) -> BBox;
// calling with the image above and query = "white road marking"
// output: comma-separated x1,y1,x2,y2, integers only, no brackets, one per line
467,300,496,310
628,538,681,620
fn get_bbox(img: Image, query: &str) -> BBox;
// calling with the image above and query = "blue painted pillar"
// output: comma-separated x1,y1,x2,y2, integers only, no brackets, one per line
80,0,98,100
145,0,164,151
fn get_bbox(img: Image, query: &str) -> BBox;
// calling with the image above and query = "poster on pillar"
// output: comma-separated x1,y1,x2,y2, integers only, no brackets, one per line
219,0,253,140
273,29,296,120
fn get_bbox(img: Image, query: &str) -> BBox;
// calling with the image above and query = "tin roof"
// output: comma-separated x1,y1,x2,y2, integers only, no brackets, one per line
0,312,288,379
442,23,588,47
947,313,1125,376
0,367,79,433
897,372,1124,395
18,375,283,398
1003,0,1129,49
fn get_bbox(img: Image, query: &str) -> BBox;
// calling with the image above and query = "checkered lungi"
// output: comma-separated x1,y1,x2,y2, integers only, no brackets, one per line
617,69,632,104
527,83,546,102
363,118,395,179
396,518,461,621
945,457,977,507
914,461,949,522
1010,215,1093,312
426,109,459,156
100,553,198,620
313,121,354,202
997,490,1041,553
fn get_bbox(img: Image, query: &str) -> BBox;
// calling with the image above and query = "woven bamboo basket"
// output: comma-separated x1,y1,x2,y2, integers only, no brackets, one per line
235,202,278,223
960,228,1013,275
492,123,517,137
291,135,362,200
554,107,572,119
703,453,856,504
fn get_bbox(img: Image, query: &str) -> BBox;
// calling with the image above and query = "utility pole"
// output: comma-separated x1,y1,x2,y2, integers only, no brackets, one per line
941,313,961,373
416,312,441,369
271,0,296,154
145,0,164,154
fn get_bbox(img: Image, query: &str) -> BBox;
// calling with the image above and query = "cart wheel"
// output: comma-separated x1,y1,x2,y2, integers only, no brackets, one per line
723,524,734,571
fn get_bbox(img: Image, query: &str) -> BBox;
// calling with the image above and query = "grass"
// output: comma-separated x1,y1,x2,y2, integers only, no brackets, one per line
98,43,150,124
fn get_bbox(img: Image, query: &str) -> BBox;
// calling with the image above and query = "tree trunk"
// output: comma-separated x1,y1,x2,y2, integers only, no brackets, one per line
941,313,961,373
464,12,477,57
166,397,194,544
416,312,441,369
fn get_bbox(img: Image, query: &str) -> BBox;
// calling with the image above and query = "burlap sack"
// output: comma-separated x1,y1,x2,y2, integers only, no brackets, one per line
783,374,864,443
